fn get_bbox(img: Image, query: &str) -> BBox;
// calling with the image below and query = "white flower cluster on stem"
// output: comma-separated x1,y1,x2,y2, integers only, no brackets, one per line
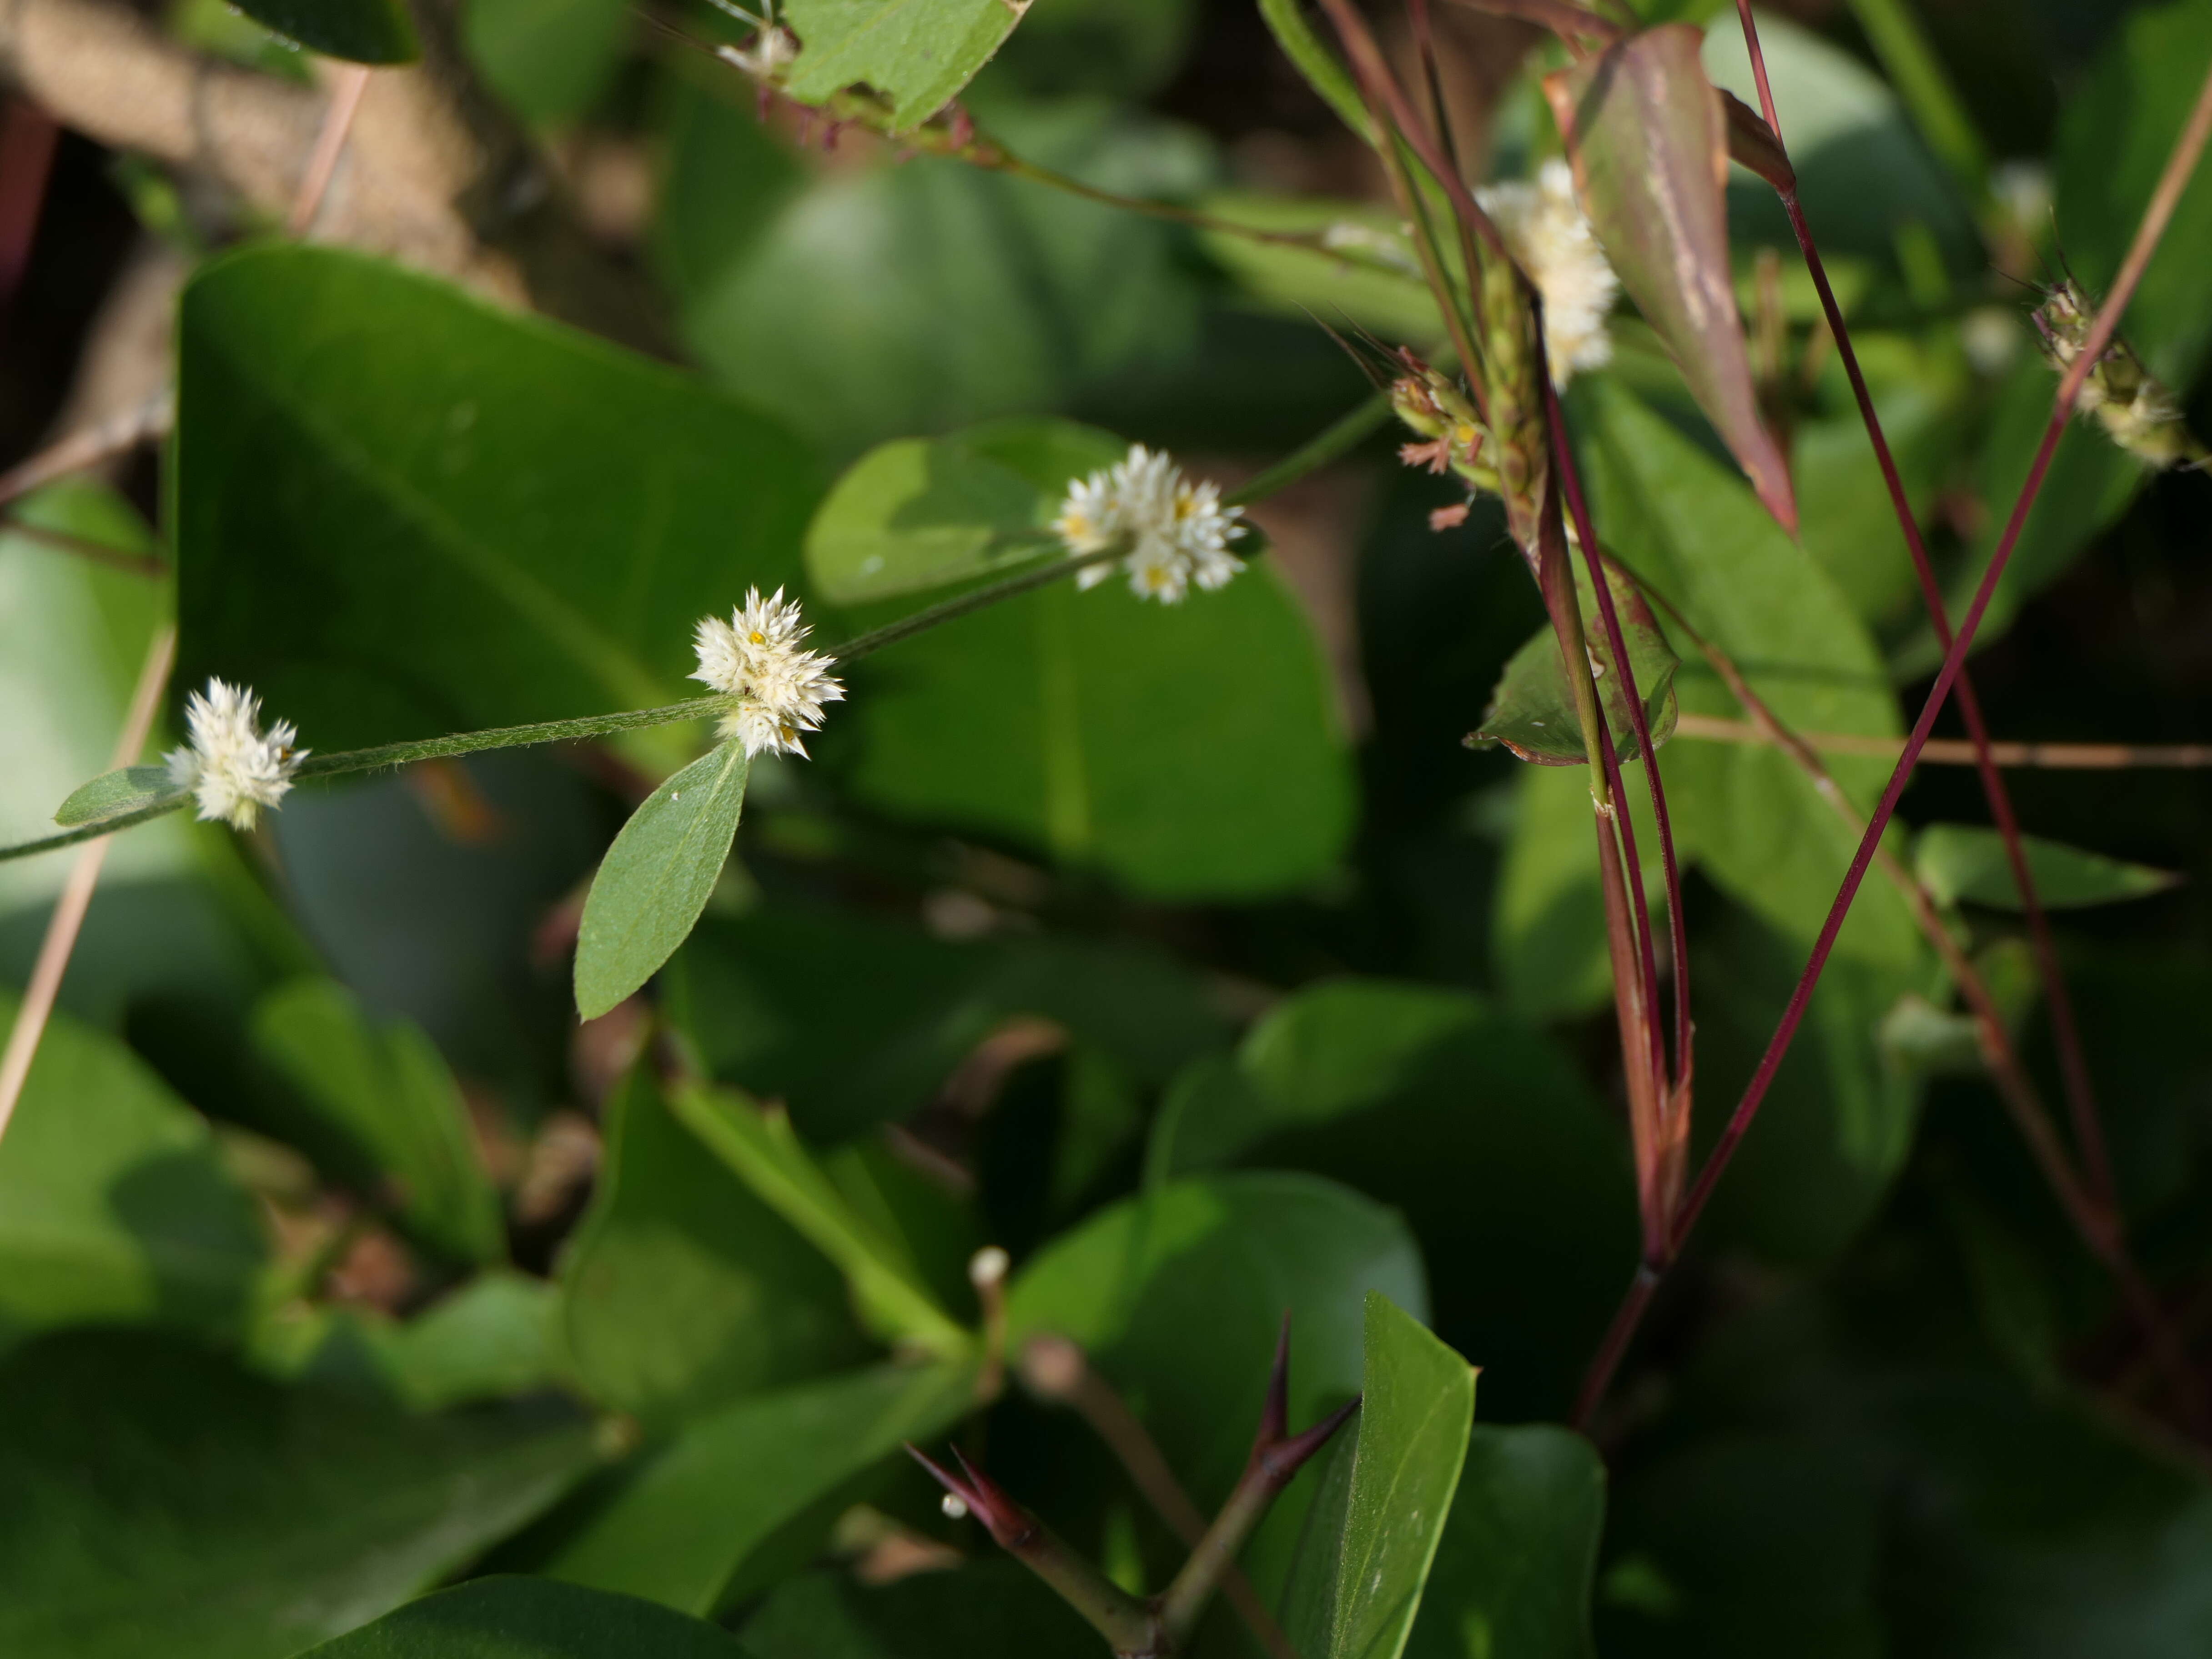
165,678,305,831
1053,445,1247,605
691,587,845,759
1477,158,1621,386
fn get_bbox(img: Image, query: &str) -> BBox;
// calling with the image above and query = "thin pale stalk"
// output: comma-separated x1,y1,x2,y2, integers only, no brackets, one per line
1734,0,2123,1212
1671,52,2212,1256
287,63,372,235
0,387,171,512
1669,716,2212,770
0,624,174,1142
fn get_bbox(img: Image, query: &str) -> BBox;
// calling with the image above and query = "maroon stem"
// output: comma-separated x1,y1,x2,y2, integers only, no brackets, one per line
1670,70,2212,1249
1572,1262,1660,1429
1729,0,2120,1217
1545,374,1692,1087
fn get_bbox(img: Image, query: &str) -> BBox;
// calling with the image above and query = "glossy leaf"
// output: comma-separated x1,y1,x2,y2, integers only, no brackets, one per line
659,93,1209,453
0,993,263,1347
1915,824,2181,912
1471,554,1679,765
559,1066,863,1423
1545,25,1796,531
1007,1171,1426,1530
295,1577,754,1658
742,1563,1097,1658
669,1082,969,1356
176,245,819,754
780,0,1028,131
804,422,1069,604
1324,1294,1477,1659
543,1358,975,1614
0,1330,597,1659
1406,1426,1604,1659
573,739,750,1020
54,763,186,828
232,0,418,63
252,976,506,1265
1150,978,1634,1421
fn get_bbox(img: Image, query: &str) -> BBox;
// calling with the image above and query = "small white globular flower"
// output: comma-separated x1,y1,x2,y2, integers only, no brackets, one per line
708,0,798,79
1477,157,1621,386
1052,444,1247,606
691,586,845,759
164,678,306,832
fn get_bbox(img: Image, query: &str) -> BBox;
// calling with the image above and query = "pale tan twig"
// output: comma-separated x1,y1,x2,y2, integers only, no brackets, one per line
0,387,171,512
1673,713,2212,771
0,623,175,1143
287,61,372,236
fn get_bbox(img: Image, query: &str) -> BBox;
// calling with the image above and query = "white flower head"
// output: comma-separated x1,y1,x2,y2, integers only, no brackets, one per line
163,678,306,832
691,586,845,759
1477,158,1620,386
1053,444,1247,605
709,0,798,79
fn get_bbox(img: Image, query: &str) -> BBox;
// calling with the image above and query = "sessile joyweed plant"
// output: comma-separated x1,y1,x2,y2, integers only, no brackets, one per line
5,2,2212,1656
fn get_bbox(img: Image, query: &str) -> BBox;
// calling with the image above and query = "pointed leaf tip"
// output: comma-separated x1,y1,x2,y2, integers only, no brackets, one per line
1545,24,1797,534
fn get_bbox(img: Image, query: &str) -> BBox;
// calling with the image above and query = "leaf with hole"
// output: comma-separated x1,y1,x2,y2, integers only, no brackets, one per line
1914,825,2181,912
573,739,750,1020
1545,25,1795,531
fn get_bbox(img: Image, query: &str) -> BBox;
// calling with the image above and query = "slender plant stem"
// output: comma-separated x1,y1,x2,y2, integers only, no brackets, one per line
287,62,372,235
0,388,172,512
1444,0,1619,46
4,515,167,578
1734,0,2117,1214
1842,0,1989,203
1670,716,2212,770
0,625,174,1144
1572,1262,1659,1429
1226,393,1392,508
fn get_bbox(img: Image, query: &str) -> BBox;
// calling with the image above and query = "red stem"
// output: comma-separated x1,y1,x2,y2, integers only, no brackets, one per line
1729,0,2119,1216
1546,374,1692,1088
1670,56,2212,1251
1572,1262,1659,1429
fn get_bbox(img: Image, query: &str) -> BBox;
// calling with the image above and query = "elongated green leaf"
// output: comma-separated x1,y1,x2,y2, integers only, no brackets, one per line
1472,555,1678,764
804,427,1060,604
233,0,418,62
1256,0,1371,137
1405,1426,1605,1659
296,1577,754,1658
1326,1294,1477,1659
0,993,263,1347
0,1330,598,1659
669,1083,969,1357
559,1066,864,1423
54,764,186,828
176,246,820,754
543,1358,975,1614
1545,25,1796,531
252,976,506,1265
1197,194,1443,343
1915,824,2181,912
574,739,750,1020
1151,979,1633,1422
781,0,1026,131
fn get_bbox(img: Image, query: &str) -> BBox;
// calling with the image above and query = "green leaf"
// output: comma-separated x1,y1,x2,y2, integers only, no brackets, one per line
781,0,1027,131
1256,0,1371,137
1196,194,1443,343
1325,1295,1477,1659
742,1563,1099,1659
542,1358,974,1614
1472,554,1679,765
1149,979,1635,1421
53,764,187,828
1545,25,1796,531
1492,763,1665,1021
465,0,628,123
1914,824,2181,912
669,1082,970,1357
804,427,1062,605
668,902,1227,1141
0,1329,598,1659
0,993,263,1348
250,1270,566,1411
231,0,418,63
839,424,1352,899
294,1577,754,1658
251,976,506,1265
176,245,820,754
559,1066,865,1423
987,0,1196,99
1406,1426,1605,1659
658,94,1210,454
574,739,750,1020
1007,1172,1426,1529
